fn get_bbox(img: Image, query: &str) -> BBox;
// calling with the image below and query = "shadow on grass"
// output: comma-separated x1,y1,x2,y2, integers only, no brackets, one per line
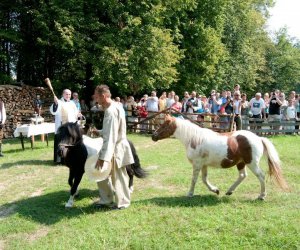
0,189,100,225
3,138,27,145
0,159,56,169
3,135,55,146
0,192,232,226
137,194,231,207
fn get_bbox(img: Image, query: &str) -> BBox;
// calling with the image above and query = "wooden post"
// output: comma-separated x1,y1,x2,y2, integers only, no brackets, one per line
229,114,235,132
20,133,25,150
30,136,34,149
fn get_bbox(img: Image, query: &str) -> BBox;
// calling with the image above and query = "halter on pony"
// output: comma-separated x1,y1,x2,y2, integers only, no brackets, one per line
152,114,288,200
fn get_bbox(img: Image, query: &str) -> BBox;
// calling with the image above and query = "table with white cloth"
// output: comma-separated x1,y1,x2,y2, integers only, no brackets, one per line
13,123,55,150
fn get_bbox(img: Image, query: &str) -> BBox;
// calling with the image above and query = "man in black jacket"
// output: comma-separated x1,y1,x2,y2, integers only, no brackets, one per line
268,90,282,133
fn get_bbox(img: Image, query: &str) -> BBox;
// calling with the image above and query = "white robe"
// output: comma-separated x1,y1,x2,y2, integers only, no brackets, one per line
50,98,78,133
0,102,6,124
98,102,134,168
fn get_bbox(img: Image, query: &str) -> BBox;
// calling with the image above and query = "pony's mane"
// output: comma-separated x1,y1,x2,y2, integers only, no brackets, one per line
174,118,216,145
58,122,83,145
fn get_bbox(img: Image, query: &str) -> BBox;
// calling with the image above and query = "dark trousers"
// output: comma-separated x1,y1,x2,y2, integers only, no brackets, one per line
296,112,300,131
234,115,242,130
54,134,61,163
250,114,262,130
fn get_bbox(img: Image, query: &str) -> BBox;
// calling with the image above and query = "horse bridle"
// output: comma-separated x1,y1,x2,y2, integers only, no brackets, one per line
58,139,82,159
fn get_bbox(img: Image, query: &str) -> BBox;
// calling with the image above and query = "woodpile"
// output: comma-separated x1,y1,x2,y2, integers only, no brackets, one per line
0,84,54,138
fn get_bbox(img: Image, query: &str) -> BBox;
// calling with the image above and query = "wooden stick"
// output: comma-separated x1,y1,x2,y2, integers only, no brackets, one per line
44,78,57,98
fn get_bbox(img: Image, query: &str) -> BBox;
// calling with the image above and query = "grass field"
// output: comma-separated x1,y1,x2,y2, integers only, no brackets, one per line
0,134,299,249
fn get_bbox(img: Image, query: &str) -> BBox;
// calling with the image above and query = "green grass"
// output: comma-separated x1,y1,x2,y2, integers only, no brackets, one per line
0,134,299,249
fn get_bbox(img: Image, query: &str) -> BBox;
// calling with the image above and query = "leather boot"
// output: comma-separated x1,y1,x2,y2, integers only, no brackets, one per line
0,143,3,157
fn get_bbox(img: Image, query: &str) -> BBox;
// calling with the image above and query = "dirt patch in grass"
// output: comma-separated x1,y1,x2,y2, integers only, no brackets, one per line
145,165,159,171
27,227,49,242
135,142,157,150
0,183,7,192
0,240,5,250
136,176,178,194
30,188,44,198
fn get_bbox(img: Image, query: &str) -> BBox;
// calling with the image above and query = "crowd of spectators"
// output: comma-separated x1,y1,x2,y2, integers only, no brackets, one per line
84,84,300,133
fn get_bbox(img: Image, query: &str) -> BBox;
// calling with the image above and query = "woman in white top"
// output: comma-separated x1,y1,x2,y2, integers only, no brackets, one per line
233,92,242,130
284,99,297,132
279,92,288,120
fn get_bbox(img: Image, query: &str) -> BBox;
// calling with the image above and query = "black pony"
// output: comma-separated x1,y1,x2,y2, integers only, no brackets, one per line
57,122,147,208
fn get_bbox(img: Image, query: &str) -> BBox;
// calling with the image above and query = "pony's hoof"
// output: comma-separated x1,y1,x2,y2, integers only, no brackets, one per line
65,200,74,208
213,189,220,195
129,186,134,194
226,191,233,196
187,192,194,198
257,196,265,201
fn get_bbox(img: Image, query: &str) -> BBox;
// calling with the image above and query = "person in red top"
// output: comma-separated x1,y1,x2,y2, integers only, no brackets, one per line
136,98,148,132
137,105,148,118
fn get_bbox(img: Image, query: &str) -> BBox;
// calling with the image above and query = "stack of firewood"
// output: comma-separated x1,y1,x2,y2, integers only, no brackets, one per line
0,84,54,138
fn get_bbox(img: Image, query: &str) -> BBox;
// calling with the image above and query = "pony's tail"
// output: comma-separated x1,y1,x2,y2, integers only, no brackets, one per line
128,140,148,179
261,137,289,191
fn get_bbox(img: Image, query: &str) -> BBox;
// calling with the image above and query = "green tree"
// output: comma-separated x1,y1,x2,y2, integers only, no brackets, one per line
1,0,299,99
265,29,300,93
218,0,274,94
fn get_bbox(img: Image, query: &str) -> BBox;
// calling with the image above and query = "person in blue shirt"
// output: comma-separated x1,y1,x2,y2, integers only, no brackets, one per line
72,92,81,111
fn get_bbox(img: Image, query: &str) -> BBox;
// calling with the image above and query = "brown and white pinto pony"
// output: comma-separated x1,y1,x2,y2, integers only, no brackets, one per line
152,115,288,200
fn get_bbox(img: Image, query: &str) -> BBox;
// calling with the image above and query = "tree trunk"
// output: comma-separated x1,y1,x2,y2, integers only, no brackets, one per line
84,63,94,106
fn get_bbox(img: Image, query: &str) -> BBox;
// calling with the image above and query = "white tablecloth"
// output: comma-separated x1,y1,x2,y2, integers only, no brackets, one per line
14,123,55,138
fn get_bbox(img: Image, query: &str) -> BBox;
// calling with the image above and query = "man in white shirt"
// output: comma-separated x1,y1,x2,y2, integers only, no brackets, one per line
0,99,6,157
94,84,134,210
249,93,265,118
146,91,159,112
146,91,159,132
48,80,79,164
249,92,265,131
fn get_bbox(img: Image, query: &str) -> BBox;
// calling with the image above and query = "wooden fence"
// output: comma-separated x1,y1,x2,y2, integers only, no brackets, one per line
242,117,300,135
11,109,297,139
125,109,300,135
126,108,235,133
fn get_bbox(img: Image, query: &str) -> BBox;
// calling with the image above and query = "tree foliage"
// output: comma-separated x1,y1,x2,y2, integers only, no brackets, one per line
0,0,299,97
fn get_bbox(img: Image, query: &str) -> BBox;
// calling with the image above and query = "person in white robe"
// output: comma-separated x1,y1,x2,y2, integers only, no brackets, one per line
49,86,79,163
0,99,6,157
94,84,134,210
